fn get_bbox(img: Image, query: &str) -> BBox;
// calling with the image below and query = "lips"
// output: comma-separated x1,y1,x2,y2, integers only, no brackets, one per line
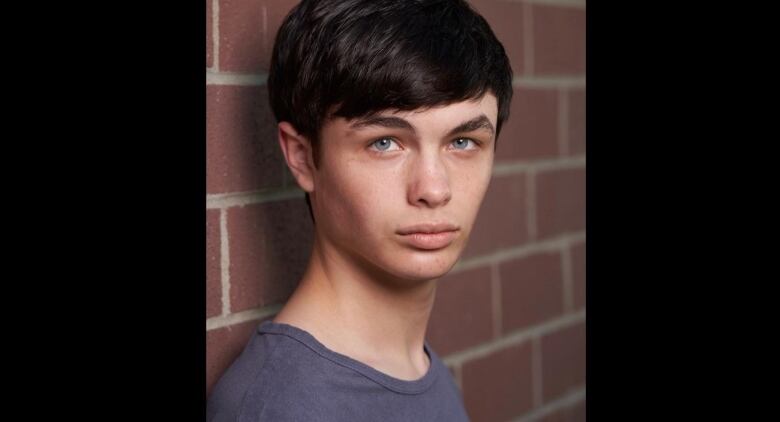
396,223,460,250
396,223,459,236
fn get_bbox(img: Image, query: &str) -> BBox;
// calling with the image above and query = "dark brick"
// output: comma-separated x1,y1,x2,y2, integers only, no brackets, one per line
207,209,222,318
206,85,285,194
496,87,559,161
533,5,585,75
219,0,298,72
462,341,534,422
538,399,586,422
462,173,529,258
570,241,585,311
568,89,586,156
500,251,564,332
227,198,313,312
541,321,586,402
536,168,586,239
207,0,213,68
469,0,525,75
428,266,494,356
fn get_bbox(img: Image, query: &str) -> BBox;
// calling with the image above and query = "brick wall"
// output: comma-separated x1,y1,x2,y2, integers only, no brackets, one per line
206,1,586,421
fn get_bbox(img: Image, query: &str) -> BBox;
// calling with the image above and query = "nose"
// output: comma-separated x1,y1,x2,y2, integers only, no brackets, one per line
407,151,452,208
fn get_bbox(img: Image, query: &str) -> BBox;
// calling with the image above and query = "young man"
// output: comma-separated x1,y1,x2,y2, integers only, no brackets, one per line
207,0,512,420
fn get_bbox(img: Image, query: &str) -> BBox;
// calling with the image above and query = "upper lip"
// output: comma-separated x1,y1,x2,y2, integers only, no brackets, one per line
397,223,460,235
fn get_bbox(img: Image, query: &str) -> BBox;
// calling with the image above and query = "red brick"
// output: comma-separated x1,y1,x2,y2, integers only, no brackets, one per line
535,168,586,239
219,0,298,72
206,318,270,396
462,341,534,422
569,399,586,422
500,251,564,332
496,87,559,161
568,89,586,156
468,0,525,75
462,173,529,259
427,266,494,357
570,241,585,311
227,198,313,312
207,0,213,68
207,209,222,318
206,85,285,194
533,5,585,75
538,399,586,422
541,322,586,402
539,408,566,422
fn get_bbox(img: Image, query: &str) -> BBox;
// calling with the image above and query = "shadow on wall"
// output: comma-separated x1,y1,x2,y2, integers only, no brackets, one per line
249,89,314,308
206,85,314,396
213,84,314,312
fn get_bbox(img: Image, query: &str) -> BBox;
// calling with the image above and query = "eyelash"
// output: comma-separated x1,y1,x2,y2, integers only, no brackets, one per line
368,137,480,153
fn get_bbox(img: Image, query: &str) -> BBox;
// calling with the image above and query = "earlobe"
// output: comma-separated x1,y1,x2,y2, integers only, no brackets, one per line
277,121,315,193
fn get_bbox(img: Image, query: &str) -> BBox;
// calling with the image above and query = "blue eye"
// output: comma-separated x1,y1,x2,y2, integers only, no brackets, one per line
452,138,475,150
370,137,398,152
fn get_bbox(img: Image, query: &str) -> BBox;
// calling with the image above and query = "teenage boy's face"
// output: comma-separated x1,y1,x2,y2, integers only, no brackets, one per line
310,93,497,284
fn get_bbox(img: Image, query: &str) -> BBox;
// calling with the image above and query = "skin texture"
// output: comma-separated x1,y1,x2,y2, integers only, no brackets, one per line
274,93,497,380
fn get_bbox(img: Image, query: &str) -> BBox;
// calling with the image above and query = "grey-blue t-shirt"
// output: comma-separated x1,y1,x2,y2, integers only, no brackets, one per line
207,321,470,421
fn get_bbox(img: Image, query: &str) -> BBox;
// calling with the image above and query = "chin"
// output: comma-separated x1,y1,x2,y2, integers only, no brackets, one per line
390,249,461,281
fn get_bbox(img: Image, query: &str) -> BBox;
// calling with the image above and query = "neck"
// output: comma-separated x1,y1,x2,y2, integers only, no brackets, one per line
273,235,437,380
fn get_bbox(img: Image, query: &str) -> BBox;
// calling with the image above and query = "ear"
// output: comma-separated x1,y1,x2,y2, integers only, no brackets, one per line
277,121,315,193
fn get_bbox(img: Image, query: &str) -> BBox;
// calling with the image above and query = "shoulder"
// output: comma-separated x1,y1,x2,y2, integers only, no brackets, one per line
205,326,292,421
207,327,333,422
238,333,351,420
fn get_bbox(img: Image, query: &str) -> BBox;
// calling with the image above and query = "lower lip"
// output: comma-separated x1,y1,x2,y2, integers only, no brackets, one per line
399,231,458,250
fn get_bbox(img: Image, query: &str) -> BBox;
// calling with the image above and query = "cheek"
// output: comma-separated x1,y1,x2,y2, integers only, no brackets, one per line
320,163,389,228
347,157,409,204
454,159,493,211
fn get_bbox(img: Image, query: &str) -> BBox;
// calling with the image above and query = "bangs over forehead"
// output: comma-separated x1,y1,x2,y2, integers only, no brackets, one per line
268,0,513,145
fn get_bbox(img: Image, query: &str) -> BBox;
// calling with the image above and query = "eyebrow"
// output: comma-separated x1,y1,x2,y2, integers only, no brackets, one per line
349,114,495,138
